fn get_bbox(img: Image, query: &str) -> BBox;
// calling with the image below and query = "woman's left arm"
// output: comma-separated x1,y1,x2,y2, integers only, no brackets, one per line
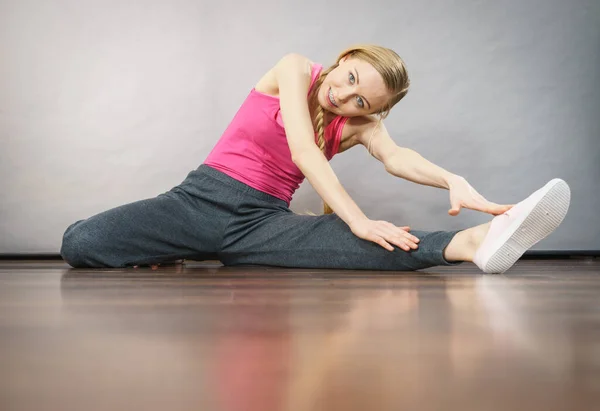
355,118,513,216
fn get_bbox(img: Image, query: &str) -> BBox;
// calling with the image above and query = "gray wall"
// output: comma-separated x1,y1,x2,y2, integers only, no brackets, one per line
1,0,598,253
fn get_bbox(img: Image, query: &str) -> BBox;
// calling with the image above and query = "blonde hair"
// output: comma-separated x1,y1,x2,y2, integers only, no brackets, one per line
307,44,410,215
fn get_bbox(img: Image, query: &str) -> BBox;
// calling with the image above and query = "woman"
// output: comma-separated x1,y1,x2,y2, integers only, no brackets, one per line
60,44,571,273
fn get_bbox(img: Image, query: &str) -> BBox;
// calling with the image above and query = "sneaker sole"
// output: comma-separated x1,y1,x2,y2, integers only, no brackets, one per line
483,179,571,274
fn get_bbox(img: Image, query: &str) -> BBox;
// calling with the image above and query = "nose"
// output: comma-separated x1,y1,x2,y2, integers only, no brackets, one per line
336,86,355,103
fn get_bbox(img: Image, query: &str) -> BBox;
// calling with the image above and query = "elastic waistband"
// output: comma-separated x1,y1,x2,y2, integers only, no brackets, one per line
196,164,289,207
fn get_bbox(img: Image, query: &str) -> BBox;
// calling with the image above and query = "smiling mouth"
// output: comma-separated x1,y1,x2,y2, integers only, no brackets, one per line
328,87,337,107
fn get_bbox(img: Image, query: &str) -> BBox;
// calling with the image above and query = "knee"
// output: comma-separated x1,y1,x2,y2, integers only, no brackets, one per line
60,220,95,268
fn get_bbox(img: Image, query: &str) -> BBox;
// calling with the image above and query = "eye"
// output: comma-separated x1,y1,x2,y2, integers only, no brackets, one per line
348,72,364,108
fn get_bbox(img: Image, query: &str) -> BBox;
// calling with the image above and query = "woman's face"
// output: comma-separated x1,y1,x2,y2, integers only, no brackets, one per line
317,56,391,117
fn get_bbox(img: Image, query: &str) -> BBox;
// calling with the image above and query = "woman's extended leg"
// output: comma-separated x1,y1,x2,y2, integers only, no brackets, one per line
219,178,570,273
219,208,464,271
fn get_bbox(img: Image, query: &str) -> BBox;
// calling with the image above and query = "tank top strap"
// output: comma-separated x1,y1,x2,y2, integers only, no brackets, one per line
308,63,323,95
325,116,349,159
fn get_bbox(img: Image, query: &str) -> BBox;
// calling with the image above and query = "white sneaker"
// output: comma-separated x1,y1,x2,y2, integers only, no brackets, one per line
473,178,571,274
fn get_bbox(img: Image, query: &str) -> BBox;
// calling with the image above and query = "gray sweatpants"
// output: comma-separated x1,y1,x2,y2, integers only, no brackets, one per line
60,164,463,270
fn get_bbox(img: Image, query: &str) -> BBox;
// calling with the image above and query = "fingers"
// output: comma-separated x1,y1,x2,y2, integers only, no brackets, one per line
450,180,516,216
397,233,420,251
381,222,420,244
448,207,461,216
352,219,419,252
376,222,420,252
496,203,515,213
448,200,462,216
484,202,515,215
460,196,514,216
373,236,395,252
372,234,414,252
473,194,514,215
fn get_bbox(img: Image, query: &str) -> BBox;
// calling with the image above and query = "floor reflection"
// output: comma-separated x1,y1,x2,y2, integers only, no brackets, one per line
5,264,588,411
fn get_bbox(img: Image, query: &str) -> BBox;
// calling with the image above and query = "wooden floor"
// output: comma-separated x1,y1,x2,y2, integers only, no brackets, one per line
1,259,599,411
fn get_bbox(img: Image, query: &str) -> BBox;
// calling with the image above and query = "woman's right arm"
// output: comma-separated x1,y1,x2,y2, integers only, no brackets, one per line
274,54,419,252
274,55,366,225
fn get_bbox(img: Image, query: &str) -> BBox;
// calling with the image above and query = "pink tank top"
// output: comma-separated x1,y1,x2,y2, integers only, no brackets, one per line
203,63,349,206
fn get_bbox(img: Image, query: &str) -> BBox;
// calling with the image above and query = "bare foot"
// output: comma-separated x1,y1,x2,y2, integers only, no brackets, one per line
444,221,492,262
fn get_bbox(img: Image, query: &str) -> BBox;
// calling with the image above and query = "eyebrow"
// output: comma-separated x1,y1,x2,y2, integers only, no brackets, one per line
354,68,371,109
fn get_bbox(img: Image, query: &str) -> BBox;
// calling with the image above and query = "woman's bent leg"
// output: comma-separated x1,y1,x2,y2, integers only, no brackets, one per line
219,211,462,271
60,189,226,268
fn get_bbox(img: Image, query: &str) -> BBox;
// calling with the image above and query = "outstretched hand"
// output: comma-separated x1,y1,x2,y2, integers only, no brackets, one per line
447,176,514,216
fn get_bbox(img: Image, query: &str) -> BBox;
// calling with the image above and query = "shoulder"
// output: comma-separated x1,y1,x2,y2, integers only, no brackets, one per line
337,115,378,151
273,54,315,90
338,115,397,163
255,53,315,96
345,115,379,134
274,53,314,75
